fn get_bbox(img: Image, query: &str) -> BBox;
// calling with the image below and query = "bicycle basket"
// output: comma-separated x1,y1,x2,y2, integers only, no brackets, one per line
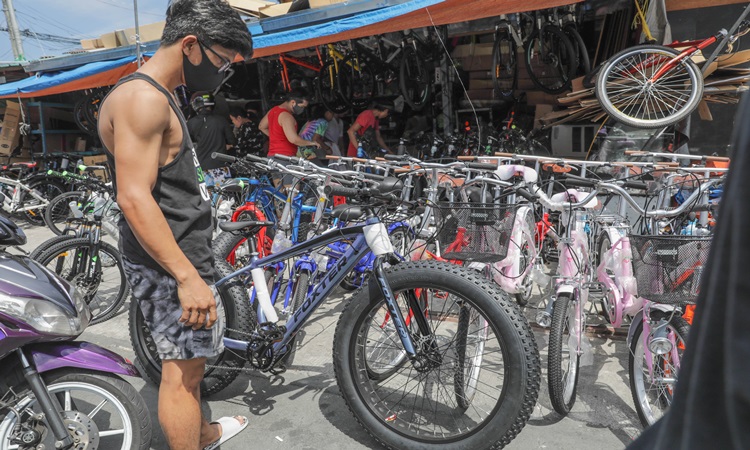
629,235,712,305
432,202,518,263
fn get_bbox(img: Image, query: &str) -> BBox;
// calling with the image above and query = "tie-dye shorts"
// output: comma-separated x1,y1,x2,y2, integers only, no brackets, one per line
123,257,225,361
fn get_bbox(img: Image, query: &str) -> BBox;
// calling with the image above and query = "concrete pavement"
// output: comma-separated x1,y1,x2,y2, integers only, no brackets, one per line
18,224,646,450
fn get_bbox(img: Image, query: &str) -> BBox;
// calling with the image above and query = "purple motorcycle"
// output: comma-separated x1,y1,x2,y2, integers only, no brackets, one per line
0,215,151,449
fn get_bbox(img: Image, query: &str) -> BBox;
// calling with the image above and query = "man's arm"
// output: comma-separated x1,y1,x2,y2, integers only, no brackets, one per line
109,89,216,329
279,112,319,148
375,129,391,153
258,112,270,136
347,122,362,149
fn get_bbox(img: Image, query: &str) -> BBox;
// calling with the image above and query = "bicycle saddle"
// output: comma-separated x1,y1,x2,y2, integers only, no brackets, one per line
331,204,365,222
219,220,274,234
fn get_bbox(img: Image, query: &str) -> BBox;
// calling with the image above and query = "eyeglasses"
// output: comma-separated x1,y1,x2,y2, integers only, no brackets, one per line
197,39,232,73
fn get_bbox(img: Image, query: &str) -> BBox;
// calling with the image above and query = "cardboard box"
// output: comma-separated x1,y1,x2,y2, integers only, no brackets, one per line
80,38,99,50
310,0,347,8
465,89,495,101
259,2,292,16
100,32,119,49
469,70,492,80
115,30,129,47
82,155,109,180
0,102,21,156
466,43,494,71
122,21,165,45
74,137,87,153
469,78,494,90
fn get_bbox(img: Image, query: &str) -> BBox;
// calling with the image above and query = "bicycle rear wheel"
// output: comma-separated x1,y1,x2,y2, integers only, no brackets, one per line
33,237,129,324
547,292,581,415
595,45,703,128
333,261,540,449
629,312,689,427
399,45,432,111
492,31,517,98
342,53,375,110
23,179,66,226
525,25,576,94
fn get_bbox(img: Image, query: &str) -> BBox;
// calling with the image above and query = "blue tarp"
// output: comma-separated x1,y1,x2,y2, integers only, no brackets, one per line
252,0,444,49
0,55,137,97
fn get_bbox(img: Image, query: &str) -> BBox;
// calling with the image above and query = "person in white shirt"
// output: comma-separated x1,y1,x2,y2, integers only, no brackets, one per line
323,109,344,157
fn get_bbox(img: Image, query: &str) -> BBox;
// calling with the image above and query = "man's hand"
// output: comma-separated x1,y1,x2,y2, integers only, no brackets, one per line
177,274,218,330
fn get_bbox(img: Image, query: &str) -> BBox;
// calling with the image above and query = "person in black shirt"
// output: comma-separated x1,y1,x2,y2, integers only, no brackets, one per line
187,92,235,186
229,106,265,158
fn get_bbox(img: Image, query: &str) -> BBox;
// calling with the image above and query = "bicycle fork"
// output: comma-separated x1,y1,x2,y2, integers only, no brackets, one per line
372,256,437,370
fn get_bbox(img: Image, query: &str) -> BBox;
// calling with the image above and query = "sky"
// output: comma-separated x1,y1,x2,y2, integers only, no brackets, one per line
0,0,171,62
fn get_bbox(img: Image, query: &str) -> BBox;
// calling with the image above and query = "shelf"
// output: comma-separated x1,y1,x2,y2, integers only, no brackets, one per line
31,130,84,135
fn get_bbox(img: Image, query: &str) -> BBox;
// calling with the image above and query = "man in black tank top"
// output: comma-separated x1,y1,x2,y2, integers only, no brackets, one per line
96,1,252,449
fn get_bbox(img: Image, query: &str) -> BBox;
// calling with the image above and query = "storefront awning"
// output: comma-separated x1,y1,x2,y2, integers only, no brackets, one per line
252,0,581,57
0,55,144,99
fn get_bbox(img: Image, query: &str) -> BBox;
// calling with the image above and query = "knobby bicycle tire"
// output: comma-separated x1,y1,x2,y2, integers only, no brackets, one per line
629,312,689,427
525,25,577,94
44,190,88,235
333,260,540,449
33,237,129,325
548,292,581,415
129,258,255,397
595,45,703,128
492,30,518,98
399,45,432,111
342,52,376,110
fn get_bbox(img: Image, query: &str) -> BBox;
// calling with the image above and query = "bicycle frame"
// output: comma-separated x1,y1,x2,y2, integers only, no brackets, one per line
0,176,49,213
216,218,419,359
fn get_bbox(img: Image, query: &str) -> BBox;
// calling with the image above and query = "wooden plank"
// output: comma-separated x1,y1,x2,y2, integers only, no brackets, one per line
666,0,748,11
715,49,750,68
698,100,713,121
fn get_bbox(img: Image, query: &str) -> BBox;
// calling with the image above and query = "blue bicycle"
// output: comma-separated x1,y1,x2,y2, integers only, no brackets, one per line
131,167,540,449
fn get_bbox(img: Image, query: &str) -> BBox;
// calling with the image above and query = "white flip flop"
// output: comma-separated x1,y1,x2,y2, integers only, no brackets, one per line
203,416,249,450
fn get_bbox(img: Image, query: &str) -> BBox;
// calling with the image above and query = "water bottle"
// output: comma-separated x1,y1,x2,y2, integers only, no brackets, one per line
356,141,367,159
270,233,293,254
68,201,84,219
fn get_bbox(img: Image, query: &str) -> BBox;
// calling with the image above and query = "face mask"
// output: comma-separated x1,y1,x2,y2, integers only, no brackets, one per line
292,103,305,115
183,44,226,93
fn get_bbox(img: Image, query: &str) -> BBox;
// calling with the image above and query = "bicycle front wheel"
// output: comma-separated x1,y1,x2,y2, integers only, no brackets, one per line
33,237,129,324
595,45,704,128
399,45,432,111
333,261,540,449
492,31,517,98
629,312,690,427
525,25,576,94
547,292,581,415
44,190,88,235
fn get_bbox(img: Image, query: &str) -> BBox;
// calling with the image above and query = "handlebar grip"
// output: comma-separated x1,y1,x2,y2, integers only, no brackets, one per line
465,162,497,170
563,174,597,188
324,185,361,198
516,188,538,202
273,154,294,162
623,181,648,190
211,152,237,164
244,154,266,163
383,154,405,161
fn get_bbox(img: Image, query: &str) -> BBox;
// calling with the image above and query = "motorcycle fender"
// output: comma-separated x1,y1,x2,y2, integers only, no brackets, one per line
29,341,139,377
627,310,645,347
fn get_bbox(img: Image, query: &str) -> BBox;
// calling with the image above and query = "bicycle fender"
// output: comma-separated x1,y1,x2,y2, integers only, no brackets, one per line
29,341,139,377
556,284,576,296
387,221,412,234
627,310,644,347
293,257,316,274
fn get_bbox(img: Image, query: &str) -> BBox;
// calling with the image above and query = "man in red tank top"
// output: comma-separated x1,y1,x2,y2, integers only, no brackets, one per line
259,90,320,185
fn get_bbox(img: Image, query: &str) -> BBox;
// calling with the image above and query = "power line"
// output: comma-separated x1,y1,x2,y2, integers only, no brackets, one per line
15,10,91,39
92,0,164,18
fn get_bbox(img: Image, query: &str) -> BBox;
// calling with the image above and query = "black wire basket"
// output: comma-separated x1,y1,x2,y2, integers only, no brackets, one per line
432,202,518,263
629,235,712,305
